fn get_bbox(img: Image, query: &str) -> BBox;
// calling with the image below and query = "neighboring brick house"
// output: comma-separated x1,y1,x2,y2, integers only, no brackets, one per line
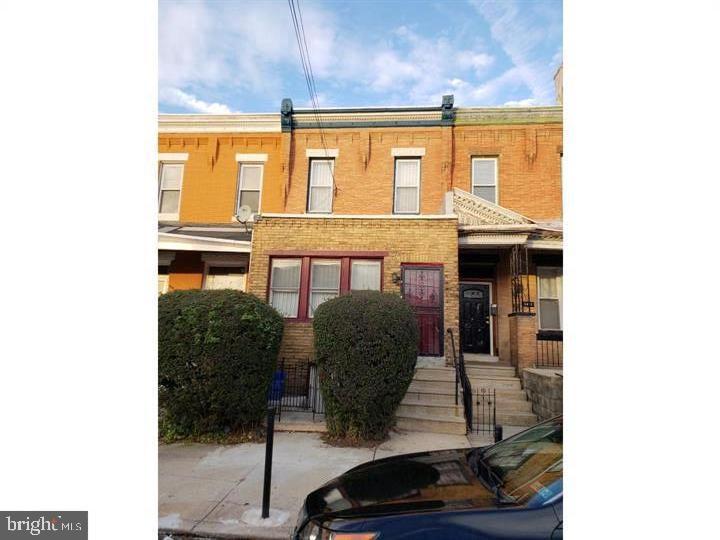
157,114,281,294
158,96,563,374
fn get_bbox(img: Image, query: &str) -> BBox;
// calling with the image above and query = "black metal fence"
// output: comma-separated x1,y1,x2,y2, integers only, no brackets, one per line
536,330,563,368
267,358,325,421
473,388,497,437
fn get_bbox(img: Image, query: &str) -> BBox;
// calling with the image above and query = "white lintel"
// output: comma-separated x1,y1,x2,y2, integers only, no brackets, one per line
236,153,268,162
391,147,426,157
158,153,189,162
306,148,339,158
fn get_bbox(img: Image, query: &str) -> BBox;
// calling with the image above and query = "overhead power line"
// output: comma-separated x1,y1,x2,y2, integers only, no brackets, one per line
287,0,337,187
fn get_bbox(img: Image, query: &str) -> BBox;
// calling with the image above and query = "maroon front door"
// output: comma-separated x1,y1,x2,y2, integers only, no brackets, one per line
401,265,443,356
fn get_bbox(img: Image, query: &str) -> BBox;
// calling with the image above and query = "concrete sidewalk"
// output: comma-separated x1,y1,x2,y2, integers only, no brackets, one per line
159,429,478,539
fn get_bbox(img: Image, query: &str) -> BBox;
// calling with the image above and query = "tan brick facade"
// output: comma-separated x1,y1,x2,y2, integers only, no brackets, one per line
509,314,539,370
257,123,562,222
158,132,282,223
452,125,563,221
268,128,450,215
247,217,459,360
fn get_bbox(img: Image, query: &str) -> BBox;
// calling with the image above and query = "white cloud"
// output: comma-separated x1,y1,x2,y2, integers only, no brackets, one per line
470,0,562,104
159,88,236,114
159,1,223,89
158,0,559,111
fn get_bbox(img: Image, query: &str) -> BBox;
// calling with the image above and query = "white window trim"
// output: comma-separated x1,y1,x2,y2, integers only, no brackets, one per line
537,266,563,330
269,259,302,318
308,259,341,318
391,147,426,157
307,159,334,214
236,162,264,216
158,162,184,221
393,158,421,214
158,153,188,162
306,148,339,158
236,153,268,162
471,157,498,204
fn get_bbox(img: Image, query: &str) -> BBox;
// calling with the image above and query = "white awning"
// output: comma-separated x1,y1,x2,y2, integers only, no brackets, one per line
158,232,251,253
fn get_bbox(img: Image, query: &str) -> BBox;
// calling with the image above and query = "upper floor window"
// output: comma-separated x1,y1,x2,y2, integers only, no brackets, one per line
237,163,263,214
307,159,334,213
158,162,184,220
537,267,563,330
472,157,497,204
394,158,420,214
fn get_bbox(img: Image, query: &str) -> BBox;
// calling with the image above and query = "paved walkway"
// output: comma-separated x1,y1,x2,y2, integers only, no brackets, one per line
159,429,478,539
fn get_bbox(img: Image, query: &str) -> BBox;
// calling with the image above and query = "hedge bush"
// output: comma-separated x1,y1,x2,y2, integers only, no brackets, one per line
158,289,284,436
313,291,419,441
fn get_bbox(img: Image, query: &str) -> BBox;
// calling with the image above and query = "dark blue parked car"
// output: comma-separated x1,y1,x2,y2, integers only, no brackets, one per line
294,416,562,539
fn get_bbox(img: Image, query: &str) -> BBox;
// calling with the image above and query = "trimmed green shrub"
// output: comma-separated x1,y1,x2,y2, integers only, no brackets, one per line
313,291,419,440
159,289,284,436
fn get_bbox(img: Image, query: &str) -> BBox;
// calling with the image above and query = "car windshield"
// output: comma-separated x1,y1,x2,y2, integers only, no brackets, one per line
470,416,562,507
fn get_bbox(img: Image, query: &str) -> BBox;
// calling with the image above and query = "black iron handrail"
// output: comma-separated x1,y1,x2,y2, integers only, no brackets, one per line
447,329,473,432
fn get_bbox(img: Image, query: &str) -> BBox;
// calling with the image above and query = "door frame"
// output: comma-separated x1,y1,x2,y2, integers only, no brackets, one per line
401,263,444,356
459,280,494,355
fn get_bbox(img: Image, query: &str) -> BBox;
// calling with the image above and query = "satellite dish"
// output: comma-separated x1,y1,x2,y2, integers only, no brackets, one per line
235,205,253,223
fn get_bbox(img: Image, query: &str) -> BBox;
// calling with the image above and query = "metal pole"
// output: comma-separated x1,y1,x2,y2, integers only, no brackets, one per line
261,406,275,519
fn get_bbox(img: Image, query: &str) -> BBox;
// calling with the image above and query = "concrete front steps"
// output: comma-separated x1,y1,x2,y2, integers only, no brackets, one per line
397,366,466,435
397,366,538,434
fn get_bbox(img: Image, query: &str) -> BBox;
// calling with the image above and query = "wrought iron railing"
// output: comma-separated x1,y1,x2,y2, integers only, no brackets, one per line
473,388,497,438
267,358,325,421
510,244,534,314
536,330,563,368
447,329,473,432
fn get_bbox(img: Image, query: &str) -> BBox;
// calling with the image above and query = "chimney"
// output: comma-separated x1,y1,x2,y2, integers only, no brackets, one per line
554,64,563,105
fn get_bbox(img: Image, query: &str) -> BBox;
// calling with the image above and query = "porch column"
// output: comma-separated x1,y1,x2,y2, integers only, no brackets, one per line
509,313,537,371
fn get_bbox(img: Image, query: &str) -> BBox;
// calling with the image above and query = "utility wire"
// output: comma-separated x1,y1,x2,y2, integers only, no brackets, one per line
287,0,337,188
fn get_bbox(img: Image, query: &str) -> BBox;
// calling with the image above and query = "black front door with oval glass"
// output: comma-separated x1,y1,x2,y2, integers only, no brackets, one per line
460,283,491,354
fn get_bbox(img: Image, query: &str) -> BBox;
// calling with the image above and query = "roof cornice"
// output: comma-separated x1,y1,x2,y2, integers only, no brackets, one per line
157,104,562,133
455,106,562,125
158,114,280,133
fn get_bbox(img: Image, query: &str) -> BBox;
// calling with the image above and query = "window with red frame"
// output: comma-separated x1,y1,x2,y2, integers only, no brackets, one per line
268,257,382,319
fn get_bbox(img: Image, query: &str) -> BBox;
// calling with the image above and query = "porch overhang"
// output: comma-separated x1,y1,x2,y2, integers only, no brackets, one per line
459,226,562,250
448,188,562,250
158,224,252,253
459,233,529,247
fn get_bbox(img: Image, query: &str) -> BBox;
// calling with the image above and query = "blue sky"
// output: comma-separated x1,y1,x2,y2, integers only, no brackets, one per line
159,0,562,113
